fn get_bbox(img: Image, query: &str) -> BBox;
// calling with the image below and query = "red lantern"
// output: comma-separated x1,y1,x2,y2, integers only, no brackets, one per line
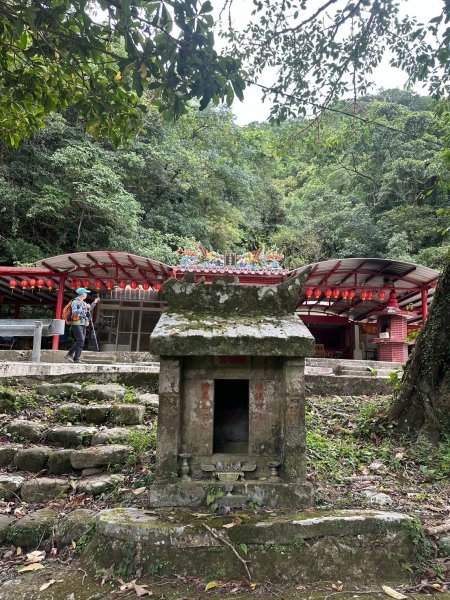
37,278,44,289
106,280,114,291
142,282,150,291
21,280,29,290
313,288,321,299
325,288,332,299
305,287,313,299
332,287,340,299
9,279,17,291
154,282,162,292
378,290,386,301
47,279,55,291
29,278,36,289
74,279,82,289
342,289,349,300
83,279,90,289
95,279,102,290
130,281,138,290
348,290,356,300
118,281,126,291
366,290,374,301
360,290,367,301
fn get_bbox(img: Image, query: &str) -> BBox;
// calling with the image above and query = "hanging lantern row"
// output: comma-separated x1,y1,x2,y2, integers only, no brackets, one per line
305,287,386,302
9,278,55,292
68,279,162,292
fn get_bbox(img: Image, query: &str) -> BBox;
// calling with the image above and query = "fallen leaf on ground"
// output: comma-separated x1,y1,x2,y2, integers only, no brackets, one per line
133,582,152,597
205,581,221,591
369,460,384,470
132,487,146,496
382,585,407,599
17,563,45,573
26,550,45,563
39,579,56,591
15,546,22,555
332,581,344,591
223,522,236,529
117,579,152,597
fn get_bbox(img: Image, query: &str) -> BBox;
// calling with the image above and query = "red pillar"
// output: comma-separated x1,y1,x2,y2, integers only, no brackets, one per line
421,288,428,321
52,274,66,351
13,304,21,319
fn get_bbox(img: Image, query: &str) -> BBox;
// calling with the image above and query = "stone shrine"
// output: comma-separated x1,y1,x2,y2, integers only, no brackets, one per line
149,272,315,507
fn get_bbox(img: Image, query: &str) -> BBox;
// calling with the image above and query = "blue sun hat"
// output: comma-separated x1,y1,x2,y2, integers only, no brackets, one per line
75,287,91,295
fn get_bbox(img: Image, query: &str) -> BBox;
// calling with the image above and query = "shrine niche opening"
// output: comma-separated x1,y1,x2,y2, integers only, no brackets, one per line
213,379,249,454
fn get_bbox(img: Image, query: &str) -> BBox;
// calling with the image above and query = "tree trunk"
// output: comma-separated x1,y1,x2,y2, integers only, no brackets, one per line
388,258,450,440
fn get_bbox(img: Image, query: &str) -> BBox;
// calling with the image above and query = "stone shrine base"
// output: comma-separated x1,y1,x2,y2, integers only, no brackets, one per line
148,481,313,508
84,508,418,584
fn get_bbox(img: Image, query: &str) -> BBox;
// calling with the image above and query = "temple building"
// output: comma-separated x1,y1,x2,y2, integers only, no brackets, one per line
0,247,439,362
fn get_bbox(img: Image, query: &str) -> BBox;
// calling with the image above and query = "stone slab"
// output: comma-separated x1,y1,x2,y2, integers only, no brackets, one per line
48,448,75,474
108,404,145,425
0,444,22,467
70,445,132,469
7,420,46,443
36,382,82,397
136,393,159,408
0,474,25,500
82,384,126,401
6,508,58,550
54,403,84,422
91,427,131,445
45,426,97,448
84,404,111,424
55,509,96,545
20,477,70,503
76,474,125,495
0,362,159,380
86,508,418,583
0,514,13,543
13,446,51,472
305,374,391,395
148,481,313,508
151,312,314,356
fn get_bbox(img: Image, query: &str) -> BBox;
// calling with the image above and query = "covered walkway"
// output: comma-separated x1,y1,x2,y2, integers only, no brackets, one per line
0,251,439,359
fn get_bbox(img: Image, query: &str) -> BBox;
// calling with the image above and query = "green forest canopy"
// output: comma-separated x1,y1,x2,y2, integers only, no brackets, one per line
0,89,448,271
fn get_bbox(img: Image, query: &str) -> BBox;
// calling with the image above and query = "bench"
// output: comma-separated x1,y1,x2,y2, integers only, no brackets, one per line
0,319,65,362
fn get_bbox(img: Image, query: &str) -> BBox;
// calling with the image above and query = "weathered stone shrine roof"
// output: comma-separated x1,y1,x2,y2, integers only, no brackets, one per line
150,274,315,356
150,312,314,356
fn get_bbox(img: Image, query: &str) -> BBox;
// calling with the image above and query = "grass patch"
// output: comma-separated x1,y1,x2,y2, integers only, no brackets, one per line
126,426,157,466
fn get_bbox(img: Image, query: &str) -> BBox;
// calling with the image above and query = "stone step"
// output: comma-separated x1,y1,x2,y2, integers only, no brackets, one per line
337,367,392,378
0,507,97,550
0,469,127,509
53,402,146,425
87,508,418,584
36,382,128,401
337,368,377,377
0,442,134,475
4,419,148,450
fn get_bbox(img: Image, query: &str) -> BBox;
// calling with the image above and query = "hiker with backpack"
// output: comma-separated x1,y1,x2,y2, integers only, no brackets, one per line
64,287,100,363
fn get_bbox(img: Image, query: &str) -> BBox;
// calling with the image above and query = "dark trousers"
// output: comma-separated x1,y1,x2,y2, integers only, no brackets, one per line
68,326,86,361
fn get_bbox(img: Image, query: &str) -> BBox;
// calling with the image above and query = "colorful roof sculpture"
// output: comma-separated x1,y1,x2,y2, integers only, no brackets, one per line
176,243,286,274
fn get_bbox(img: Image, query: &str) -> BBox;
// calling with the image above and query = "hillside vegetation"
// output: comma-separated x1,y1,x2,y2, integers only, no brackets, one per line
0,89,448,270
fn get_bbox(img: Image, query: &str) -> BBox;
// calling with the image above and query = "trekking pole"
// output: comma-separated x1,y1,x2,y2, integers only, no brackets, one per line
89,297,100,352
89,313,100,352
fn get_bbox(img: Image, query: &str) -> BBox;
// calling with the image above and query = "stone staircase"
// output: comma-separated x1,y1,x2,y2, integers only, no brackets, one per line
0,383,158,504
